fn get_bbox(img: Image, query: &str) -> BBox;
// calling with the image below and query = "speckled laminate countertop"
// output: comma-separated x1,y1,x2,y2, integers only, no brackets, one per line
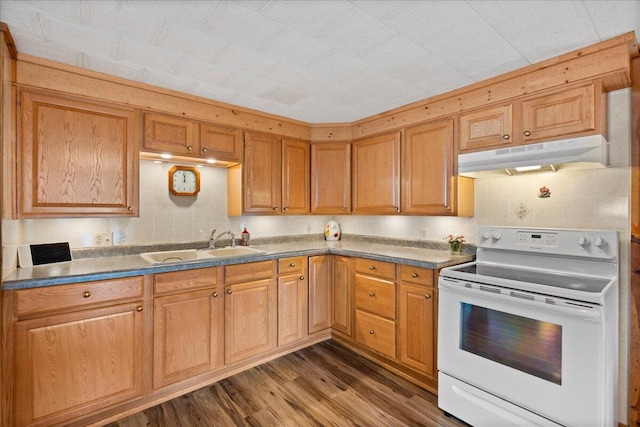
2,239,474,290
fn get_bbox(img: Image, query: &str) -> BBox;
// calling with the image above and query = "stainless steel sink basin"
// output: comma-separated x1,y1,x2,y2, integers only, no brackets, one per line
140,249,215,264
201,247,267,258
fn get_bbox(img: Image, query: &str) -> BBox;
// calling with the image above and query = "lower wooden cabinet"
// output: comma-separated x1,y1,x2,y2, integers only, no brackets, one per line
398,283,436,378
277,257,309,346
308,255,332,333
14,301,144,427
332,255,352,336
224,278,278,364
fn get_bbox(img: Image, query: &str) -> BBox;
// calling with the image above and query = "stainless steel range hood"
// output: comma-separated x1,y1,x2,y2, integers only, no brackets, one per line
458,135,609,177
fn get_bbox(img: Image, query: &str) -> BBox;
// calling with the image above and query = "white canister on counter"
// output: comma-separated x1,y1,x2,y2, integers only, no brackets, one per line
325,220,341,241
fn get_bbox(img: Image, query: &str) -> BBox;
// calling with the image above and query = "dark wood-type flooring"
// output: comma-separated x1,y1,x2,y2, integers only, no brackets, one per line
106,340,468,427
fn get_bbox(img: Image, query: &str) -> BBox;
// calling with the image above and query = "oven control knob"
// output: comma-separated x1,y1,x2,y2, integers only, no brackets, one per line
481,231,491,240
577,236,591,247
594,237,608,248
491,231,501,241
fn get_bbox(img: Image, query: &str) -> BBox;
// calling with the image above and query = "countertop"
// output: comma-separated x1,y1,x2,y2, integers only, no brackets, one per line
2,239,474,290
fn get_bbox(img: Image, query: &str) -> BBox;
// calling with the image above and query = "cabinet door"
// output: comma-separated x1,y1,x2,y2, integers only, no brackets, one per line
308,255,332,333
311,142,351,214
281,138,310,214
20,90,138,217
459,104,514,151
332,256,352,336
277,273,308,346
153,288,223,389
14,303,144,426
200,123,242,162
352,131,401,214
398,283,436,378
402,119,454,215
243,131,281,213
522,83,598,142
143,112,198,155
224,278,277,364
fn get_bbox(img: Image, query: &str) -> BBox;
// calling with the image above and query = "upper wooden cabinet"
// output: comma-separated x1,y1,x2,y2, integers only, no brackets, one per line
521,82,601,143
403,119,455,215
143,113,242,163
459,104,514,151
242,131,310,214
311,142,351,214
459,82,605,153
352,131,401,214
19,90,139,217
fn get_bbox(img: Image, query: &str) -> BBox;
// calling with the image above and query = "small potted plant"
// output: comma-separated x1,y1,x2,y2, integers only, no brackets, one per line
444,234,465,254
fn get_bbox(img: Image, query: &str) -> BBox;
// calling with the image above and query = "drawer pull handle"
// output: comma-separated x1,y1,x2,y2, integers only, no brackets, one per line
212,292,218,298
82,291,91,298
524,130,532,137
227,289,233,295
289,262,296,267
299,276,305,280
411,273,418,278
369,330,375,335
369,292,375,297
503,134,510,140
369,265,375,270
136,305,143,312
425,294,432,299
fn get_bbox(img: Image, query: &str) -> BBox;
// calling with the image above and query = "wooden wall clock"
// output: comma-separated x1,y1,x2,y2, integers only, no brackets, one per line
168,165,200,196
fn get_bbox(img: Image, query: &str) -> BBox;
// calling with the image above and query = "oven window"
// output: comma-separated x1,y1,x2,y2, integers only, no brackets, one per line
460,303,562,385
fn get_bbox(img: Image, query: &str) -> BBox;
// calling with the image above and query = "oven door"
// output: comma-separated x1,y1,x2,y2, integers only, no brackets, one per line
438,278,610,426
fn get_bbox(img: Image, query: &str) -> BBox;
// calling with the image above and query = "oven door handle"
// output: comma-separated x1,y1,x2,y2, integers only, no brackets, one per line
439,280,603,320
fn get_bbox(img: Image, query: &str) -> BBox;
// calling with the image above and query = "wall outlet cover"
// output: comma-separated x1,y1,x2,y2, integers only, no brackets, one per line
94,232,113,246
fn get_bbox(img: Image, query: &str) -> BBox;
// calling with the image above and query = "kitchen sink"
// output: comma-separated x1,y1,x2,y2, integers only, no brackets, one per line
201,246,267,258
140,249,215,264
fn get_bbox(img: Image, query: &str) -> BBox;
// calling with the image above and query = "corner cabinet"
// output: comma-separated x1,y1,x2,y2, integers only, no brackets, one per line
352,131,401,214
241,132,310,214
19,90,139,217
311,142,351,214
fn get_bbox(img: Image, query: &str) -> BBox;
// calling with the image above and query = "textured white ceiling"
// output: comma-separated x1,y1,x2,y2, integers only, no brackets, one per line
1,0,639,123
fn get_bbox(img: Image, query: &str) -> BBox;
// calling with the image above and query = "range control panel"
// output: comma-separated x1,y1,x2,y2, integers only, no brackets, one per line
476,226,618,259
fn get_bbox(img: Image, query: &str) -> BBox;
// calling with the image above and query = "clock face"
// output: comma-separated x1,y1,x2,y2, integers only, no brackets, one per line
168,166,200,196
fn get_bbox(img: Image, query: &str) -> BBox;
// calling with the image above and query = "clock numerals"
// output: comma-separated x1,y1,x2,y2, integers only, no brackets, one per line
168,166,200,196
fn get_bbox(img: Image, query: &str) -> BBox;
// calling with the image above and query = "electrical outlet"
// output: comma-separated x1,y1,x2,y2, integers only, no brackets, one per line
94,232,113,247
420,228,428,240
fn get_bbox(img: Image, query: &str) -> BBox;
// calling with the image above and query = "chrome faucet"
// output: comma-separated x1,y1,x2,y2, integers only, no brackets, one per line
210,229,236,248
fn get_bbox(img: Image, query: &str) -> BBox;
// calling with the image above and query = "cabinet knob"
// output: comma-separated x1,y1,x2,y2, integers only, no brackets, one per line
289,262,296,267
283,207,288,212
394,206,399,211
502,134,510,140
127,206,133,211
136,305,143,312
369,291,375,297
212,292,218,298
187,145,193,151
369,330,375,335
82,291,91,298
445,206,451,211
411,273,418,278
202,147,208,153
227,289,233,294
299,276,305,280
369,265,375,270
523,130,532,137
425,294,432,299
273,207,279,211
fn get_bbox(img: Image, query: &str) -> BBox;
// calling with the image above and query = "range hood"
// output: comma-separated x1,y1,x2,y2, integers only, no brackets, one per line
458,134,609,177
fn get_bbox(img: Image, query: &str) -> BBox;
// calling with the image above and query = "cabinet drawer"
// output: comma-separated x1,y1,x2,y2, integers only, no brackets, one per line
224,260,274,285
15,276,144,317
354,275,395,319
399,265,434,287
154,267,219,295
355,309,396,359
278,256,305,274
354,258,395,280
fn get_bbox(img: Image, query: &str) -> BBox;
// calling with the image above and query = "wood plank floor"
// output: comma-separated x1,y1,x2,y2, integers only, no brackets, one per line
106,340,468,427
